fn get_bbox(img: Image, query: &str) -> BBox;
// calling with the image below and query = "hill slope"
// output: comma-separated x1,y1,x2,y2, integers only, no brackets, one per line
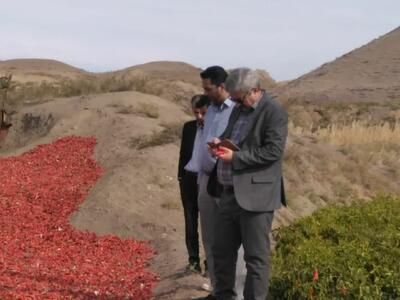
0,58,90,82
280,27,400,103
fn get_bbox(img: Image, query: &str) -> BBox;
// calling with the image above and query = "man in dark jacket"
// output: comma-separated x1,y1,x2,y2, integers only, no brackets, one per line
178,94,210,272
209,68,288,300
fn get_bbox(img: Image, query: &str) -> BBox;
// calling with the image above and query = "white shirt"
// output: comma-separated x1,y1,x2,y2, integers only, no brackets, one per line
184,125,203,173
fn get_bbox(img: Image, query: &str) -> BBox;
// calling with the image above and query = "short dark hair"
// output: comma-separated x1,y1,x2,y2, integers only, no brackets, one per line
200,66,228,86
191,94,211,109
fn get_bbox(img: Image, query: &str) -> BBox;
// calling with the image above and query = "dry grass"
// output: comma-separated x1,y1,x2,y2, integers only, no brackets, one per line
283,119,400,217
115,102,159,119
161,199,180,210
289,121,400,146
6,76,152,105
149,173,174,189
134,103,159,119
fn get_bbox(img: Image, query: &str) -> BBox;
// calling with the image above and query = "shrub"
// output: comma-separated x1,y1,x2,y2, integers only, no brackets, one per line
269,194,400,299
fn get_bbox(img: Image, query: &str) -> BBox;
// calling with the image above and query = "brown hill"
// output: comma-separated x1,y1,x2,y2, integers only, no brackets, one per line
1,60,278,111
280,26,400,104
120,62,277,88
117,61,202,86
0,58,90,83
256,69,276,90
0,60,203,109
103,61,203,107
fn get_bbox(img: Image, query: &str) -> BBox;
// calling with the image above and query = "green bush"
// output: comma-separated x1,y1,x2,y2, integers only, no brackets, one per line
269,194,400,299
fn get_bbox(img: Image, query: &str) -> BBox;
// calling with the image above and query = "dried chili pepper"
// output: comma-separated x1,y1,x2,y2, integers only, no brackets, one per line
0,136,158,299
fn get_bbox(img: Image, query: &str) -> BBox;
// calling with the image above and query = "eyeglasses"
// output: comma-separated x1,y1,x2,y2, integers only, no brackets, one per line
232,89,254,103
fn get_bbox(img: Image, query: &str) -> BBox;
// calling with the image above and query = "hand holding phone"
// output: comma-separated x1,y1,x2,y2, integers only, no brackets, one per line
207,141,219,149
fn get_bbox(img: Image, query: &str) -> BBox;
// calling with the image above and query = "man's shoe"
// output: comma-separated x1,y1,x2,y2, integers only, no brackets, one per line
186,261,202,274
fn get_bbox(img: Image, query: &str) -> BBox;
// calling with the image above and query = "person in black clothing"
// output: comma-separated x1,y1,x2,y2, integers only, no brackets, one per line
178,94,211,273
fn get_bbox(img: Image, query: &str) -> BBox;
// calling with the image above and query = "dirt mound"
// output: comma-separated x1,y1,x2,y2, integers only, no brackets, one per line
279,26,400,104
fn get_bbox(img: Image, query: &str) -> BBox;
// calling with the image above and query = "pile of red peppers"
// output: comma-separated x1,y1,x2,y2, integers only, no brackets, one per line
0,136,158,299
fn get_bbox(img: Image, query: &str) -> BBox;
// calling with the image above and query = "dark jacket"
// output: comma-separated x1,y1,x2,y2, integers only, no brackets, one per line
210,93,288,211
178,120,198,179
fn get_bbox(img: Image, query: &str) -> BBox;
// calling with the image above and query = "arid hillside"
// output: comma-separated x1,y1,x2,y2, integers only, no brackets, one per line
0,58,90,82
280,26,400,104
277,27,400,128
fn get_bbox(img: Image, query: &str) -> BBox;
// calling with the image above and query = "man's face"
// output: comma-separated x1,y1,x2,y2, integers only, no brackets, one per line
202,78,224,103
231,89,259,108
193,105,208,128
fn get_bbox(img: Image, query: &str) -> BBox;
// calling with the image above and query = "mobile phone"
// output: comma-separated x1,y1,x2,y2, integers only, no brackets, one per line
219,139,240,151
207,141,219,148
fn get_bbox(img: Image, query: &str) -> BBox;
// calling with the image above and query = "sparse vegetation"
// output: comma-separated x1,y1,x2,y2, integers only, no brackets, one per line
6,76,156,104
99,76,148,93
134,103,159,119
129,122,182,150
286,100,400,131
269,194,400,300
283,119,400,212
115,105,136,114
149,174,174,189
290,121,400,146
114,102,159,118
9,79,98,104
161,199,180,210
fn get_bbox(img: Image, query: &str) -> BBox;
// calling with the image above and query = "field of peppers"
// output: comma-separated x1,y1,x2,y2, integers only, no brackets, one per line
0,136,158,299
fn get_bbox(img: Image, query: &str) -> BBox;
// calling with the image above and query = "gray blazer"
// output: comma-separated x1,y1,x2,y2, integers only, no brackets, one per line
220,93,288,212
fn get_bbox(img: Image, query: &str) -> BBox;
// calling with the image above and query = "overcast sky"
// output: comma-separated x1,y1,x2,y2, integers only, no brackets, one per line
1,0,399,80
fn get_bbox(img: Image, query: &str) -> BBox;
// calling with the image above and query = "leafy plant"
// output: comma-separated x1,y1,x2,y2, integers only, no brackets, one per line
269,194,400,299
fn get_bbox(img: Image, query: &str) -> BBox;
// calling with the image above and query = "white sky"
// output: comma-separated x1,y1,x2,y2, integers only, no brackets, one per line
1,0,399,80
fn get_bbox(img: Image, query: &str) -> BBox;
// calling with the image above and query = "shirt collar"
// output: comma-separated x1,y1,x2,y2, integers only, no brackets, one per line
212,97,234,111
224,97,235,108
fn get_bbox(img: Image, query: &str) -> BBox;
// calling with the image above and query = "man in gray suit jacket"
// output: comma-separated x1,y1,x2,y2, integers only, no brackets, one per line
209,68,288,300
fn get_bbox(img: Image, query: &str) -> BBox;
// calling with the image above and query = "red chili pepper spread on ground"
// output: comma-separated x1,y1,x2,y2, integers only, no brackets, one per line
0,136,158,299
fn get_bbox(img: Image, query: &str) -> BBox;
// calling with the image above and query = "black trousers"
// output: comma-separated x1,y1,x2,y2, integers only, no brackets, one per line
179,171,200,264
